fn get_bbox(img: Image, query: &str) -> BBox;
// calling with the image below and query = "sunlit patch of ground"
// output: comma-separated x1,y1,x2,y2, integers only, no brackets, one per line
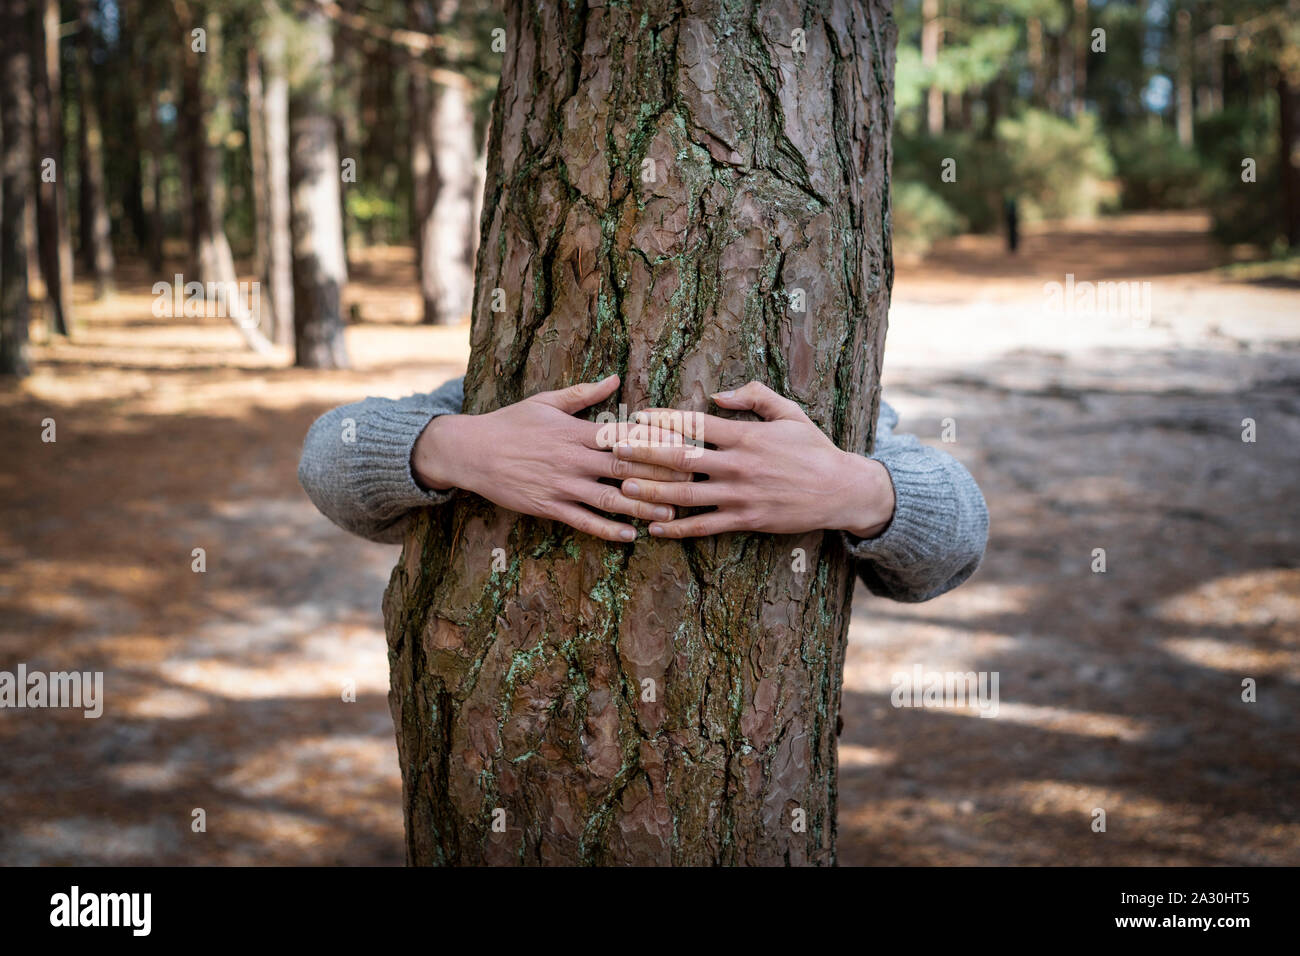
2,213,1297,865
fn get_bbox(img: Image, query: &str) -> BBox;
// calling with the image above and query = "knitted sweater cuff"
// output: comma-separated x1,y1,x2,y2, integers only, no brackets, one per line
841,449,957,571
352,404,457,513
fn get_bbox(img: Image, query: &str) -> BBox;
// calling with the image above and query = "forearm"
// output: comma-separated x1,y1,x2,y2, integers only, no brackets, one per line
297,378,465,544
843,415,989,603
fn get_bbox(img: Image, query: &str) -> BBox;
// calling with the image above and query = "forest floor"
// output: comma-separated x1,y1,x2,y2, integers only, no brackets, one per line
1,211,1297,865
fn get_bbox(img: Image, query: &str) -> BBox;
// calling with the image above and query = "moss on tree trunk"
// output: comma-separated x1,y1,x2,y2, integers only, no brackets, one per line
384,0,895,866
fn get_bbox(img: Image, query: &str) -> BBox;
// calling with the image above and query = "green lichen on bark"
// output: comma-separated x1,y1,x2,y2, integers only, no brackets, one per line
383,0,895,865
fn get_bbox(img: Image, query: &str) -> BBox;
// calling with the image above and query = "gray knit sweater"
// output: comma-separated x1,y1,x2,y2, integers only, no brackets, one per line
297,377,988,603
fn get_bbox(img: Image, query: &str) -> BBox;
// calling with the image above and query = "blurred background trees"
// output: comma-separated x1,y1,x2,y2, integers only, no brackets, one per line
0,0,1295,377
0,0,503,374
892,0,1300,254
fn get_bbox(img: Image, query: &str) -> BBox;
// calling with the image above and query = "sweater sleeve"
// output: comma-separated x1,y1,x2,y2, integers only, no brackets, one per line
297,376,465,544
840,400,989,603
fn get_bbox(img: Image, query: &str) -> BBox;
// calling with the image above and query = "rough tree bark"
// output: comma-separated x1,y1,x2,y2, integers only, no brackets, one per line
1,0,34,377
383,0,895,865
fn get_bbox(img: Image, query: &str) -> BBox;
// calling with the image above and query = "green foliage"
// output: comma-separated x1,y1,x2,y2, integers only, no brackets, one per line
1109,125,1206,210
1197,105,1286,248
894,132,1009,234
894,109,1115,246
347,189,405,245
995,109,1115,221
892,181,967,255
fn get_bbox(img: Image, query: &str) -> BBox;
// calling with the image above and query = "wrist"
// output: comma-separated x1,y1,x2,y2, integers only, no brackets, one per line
412,414,476,492
836,452,895,539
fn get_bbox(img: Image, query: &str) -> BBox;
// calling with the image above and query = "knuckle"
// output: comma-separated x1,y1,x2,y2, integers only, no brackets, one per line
596,487,621,513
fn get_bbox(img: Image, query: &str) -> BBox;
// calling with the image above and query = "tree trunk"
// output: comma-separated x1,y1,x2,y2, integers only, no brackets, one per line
408,0,444,325
1027,17,1044,108
1072,0,1087,116
31,0,71,336
176,1,272,352
334,0,362,270
139,43,165,274
247,45,272,333
1279,74,1300,249
1175,7,1193,146
383,0,894,866
427,73,477,323
1,0,34,377
290,3,348,368
261,8,293,346
408,0,477,325
921,0,942,133
116,0,148,259
76,0,115,297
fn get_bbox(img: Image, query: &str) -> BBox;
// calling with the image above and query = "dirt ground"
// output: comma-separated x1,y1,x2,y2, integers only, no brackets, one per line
1,212,1297,865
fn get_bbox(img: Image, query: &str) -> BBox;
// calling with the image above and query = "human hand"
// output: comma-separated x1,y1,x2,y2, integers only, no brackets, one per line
412,375,693,542
615,381,896,540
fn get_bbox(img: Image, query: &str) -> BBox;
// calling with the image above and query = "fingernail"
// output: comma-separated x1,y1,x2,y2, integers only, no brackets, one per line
654,507,671,520
712,390,734,399
620,527,635,541
624,481,640,495
649,524,664,536
633,411,648,424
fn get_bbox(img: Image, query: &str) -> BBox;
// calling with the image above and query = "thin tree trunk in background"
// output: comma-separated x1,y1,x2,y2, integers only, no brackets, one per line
1027,17,1044,108
384,0,895,866
425,0,476,323
262,18,293,346
429,73,477,322
290,3,348,368
1206,10,1224,114
1072,0,1087,116
922,0,943,133
1175,7,1193,146
1,0,34,377
247,45,272,334
334,0,363,268
117,0,148,257
1056,24,1072,116
139,50,165,273
32,0,71,336
176,1,272,352
1279,75,1300,249
408,0,443,324
76,0,115,297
